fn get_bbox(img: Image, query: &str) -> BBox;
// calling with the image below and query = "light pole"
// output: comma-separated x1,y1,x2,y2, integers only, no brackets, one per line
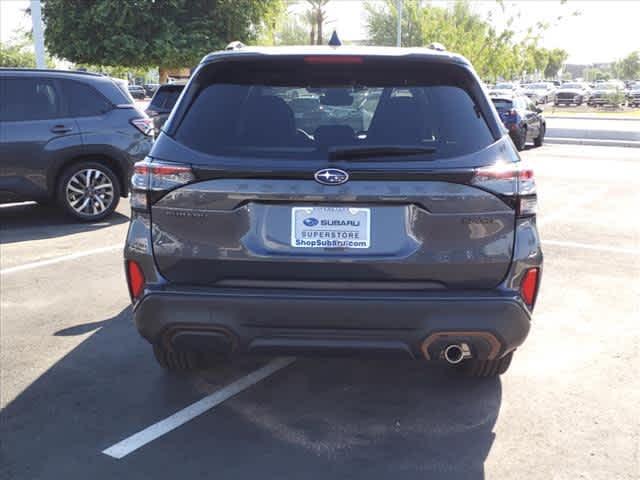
396,0,403,47
31,0,46,68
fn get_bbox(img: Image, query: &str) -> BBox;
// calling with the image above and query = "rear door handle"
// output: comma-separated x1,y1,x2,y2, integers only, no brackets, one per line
50,125,72,134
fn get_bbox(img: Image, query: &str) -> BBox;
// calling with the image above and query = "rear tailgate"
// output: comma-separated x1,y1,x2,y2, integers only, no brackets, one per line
148,53,513,289
151,172,514,288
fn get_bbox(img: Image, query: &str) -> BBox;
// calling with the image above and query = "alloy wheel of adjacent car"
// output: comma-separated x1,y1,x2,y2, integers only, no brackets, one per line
58,162,120,221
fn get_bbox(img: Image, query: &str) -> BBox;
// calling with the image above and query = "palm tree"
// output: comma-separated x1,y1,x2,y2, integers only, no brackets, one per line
306,0,330,45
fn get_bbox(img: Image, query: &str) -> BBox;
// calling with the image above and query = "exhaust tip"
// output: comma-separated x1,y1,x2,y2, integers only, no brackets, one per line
443,344,470,364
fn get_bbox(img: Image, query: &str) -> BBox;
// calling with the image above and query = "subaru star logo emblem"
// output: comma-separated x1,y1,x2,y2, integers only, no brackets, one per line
314,168,349,186
303,217,319,227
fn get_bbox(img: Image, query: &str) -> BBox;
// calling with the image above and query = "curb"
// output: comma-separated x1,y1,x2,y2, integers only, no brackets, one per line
545,137,640,148
546,115,640,121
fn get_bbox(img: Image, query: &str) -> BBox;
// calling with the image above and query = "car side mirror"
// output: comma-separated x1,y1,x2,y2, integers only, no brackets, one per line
535,107,543,114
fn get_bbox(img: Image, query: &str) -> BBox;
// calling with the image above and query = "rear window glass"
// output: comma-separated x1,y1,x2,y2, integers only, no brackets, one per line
174,60,495,160
61,80,112,117
491,99,513,110
150,87,183,111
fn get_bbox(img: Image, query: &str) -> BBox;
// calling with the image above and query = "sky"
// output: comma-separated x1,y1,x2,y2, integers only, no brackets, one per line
1,0,639,65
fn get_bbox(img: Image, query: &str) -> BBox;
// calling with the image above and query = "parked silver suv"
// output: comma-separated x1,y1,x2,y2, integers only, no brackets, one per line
124,46,543,376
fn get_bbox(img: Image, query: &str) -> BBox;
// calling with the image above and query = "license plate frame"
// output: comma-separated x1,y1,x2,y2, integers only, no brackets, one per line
290,206,371,249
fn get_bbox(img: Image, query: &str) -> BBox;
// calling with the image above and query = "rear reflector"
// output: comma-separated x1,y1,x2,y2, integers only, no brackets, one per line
304,56,364,64
126,260,145,301
520,268,540,307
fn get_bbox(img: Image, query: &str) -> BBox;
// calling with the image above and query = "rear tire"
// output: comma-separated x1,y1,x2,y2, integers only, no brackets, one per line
513,127,526,151
57,161,120,222
460,352,514,377
534,123,545,147
152,344,228,371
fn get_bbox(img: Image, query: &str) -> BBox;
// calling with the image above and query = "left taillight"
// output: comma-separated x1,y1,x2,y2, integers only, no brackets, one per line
126,260,145,302
471,161,537,217
130,117,154,137
520,267,540,308
130,157,195,211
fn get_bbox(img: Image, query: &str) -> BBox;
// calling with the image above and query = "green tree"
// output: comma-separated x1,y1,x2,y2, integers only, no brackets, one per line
42,0,283,83
619,51,640,80
544,48,568,79
0,39,54,68
277,15,312,46
0,41,37,68
365,0,570,81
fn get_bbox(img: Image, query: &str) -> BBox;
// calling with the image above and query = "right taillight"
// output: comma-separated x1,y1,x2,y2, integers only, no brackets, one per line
520,267,540,308
471,161,537,217
130,157,195,210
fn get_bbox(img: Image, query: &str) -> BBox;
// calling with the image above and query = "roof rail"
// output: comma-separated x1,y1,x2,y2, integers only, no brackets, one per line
0,67,103,76
225,41,245,51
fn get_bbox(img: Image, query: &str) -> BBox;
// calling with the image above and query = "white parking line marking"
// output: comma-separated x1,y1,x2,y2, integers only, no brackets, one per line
0,244,121,276
543,239,640,255
102,357,296,459
537,186,608,226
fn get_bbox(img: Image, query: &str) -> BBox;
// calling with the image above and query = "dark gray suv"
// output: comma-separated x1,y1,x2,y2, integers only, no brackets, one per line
0,69,154,220
125,47,543,377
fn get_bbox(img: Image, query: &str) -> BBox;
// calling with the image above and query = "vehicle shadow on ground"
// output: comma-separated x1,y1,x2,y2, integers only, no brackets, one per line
0,202,128,244
1,306,501,480
207,358,501,480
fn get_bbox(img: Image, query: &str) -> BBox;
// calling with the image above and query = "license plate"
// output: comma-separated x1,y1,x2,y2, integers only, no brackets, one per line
291,207,371,249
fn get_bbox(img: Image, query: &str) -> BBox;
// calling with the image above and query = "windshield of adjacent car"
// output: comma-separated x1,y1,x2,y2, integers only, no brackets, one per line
491,99,513,110
528,83,549,89
597,82,620,90
494,83,513,89
562,83,584,89
174,60,496,161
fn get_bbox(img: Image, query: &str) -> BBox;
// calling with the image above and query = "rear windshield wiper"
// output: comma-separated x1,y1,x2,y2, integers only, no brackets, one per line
329,145,437,161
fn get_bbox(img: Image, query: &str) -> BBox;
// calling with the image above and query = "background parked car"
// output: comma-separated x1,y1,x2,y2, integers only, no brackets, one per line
128,84,146,100
491,95,546,150
489,82,523,97
145,83,185,134
0,69,153,220
588,81,626,106
627,81,640,107
143,83,160,97
554,82,591,106
523,82,555,104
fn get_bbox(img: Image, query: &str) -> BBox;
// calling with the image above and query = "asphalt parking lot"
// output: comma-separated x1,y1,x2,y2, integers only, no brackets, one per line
1,143,639,480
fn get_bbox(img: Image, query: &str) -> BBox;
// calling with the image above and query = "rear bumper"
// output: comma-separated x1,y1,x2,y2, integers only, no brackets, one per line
133,288,531,360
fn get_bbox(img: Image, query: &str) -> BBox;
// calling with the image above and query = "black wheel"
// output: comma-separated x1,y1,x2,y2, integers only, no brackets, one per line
152,344,229,371
512,127,526,151
534,123,545,147
460,352,514,377
57,161,120,221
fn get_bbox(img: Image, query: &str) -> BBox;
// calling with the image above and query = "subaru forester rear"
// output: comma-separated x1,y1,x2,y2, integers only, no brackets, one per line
124,46,542,377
